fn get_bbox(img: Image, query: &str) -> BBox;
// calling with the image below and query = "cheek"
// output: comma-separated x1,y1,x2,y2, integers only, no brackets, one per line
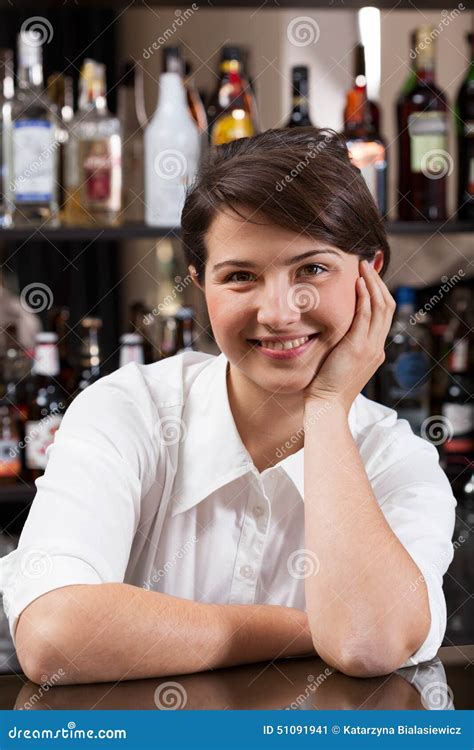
205,292,249,341
317,277,357,338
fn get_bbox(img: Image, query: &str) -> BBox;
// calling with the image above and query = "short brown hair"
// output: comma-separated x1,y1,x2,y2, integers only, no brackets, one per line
181,127,390,283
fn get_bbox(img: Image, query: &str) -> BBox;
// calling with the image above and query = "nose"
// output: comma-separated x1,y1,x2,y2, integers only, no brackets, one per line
256,276,302,330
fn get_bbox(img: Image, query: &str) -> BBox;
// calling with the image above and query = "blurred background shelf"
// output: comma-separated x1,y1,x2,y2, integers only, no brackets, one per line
0,222,473,243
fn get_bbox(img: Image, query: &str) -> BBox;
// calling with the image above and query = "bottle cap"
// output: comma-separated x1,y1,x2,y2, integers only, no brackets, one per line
35,332,58,343
120,333,143,345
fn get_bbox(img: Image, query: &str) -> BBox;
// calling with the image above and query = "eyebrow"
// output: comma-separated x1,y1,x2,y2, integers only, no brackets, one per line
212,249,342,272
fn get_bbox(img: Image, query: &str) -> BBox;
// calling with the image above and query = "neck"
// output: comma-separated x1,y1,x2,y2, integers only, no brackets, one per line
226,362,306,470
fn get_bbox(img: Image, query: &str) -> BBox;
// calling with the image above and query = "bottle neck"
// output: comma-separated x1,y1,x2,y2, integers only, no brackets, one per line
18,60,44,92
79,77,108,114
290,77,310,118
157,72,187,112
415,54,435,84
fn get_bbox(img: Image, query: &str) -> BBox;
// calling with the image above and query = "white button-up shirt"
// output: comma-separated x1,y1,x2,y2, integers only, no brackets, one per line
0,351,456,669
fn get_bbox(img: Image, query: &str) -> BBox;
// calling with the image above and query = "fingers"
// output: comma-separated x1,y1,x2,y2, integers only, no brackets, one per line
360,260,396,344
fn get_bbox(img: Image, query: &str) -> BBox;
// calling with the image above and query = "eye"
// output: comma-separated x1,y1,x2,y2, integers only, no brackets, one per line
297,263,326,277
224,271,256,283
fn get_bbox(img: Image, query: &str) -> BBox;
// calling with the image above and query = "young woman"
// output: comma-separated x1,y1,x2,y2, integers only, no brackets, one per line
1,128,455,686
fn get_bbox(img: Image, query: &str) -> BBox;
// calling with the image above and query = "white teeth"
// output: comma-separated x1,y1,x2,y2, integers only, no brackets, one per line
261,335,310,351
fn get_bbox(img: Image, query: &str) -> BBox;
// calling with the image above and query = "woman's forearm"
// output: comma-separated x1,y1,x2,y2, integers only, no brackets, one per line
15,582,315,685
303,399,430,677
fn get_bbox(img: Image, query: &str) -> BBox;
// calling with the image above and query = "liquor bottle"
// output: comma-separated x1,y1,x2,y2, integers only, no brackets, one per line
0,48,14,228
0,323,32,421
441,289,474,459
206,46,257,145
119,333,144,367
397,26,449,221
129,300,156,364
184,60,208,135
456,32,474,221
47,72,74,215
162,47,208,153
24,333,65,481
75,317,103,393
396,32,418,226
175,306,196,352
118,60,147,223
159,316,178,358
285,66,313,128
9,31,59,226
48,306,75,396
0,399,22,485
65,59,122,226
144,71,201,227
343,46,387,216
343,45,380,133
377,286,431,435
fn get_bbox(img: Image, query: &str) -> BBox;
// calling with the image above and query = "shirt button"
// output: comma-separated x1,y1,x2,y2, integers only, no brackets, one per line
240,564,254,579
253,506,264,517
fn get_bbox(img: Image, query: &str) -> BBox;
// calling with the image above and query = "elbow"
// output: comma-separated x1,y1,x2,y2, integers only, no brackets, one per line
16,613,71,686
317,640,408,679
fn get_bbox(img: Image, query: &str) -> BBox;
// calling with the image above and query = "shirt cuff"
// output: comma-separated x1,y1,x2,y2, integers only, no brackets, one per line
1,549,102,649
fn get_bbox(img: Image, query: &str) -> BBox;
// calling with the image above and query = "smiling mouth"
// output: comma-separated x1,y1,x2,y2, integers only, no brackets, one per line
247,332,319,351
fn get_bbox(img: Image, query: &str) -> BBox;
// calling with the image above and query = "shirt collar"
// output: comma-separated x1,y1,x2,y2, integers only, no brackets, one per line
171,352,358,516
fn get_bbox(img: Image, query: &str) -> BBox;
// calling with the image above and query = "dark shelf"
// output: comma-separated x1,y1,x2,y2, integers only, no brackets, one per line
0,225,179,243
0,0,458,8
386,221,474,235
0,484,36,505
0,222,472,243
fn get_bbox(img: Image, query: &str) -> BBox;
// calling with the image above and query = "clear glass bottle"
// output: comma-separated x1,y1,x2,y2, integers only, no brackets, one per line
9,31,59,226
377,286,431,435
74,317,103,393
0,48,14,228
47,72,74,217
144,71,201,227
65,59,122,226
119,333,144,367
118,60,147,224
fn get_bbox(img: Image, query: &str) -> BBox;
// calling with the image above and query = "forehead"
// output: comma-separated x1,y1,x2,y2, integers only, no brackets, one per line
205,205,334,257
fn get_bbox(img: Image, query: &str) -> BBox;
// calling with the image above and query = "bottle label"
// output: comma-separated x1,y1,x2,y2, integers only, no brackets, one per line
211,113,254,146
80,135,121,211
450,339,469,373
33,343,60,377
407,112,448,174
25,415,62,470
394,351,430,391
12,120,55,202
347,140,386,212
0,440,21,477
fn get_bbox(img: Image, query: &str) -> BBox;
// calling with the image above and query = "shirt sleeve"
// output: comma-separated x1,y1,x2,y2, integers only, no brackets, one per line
0,365,160,648
363,411,457,668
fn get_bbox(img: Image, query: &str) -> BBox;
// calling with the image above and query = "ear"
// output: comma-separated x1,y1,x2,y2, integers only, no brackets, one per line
188,265,204,291
372,250,385,274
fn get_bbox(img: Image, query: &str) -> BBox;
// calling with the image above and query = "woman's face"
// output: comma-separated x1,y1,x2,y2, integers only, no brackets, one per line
192,205,383,396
